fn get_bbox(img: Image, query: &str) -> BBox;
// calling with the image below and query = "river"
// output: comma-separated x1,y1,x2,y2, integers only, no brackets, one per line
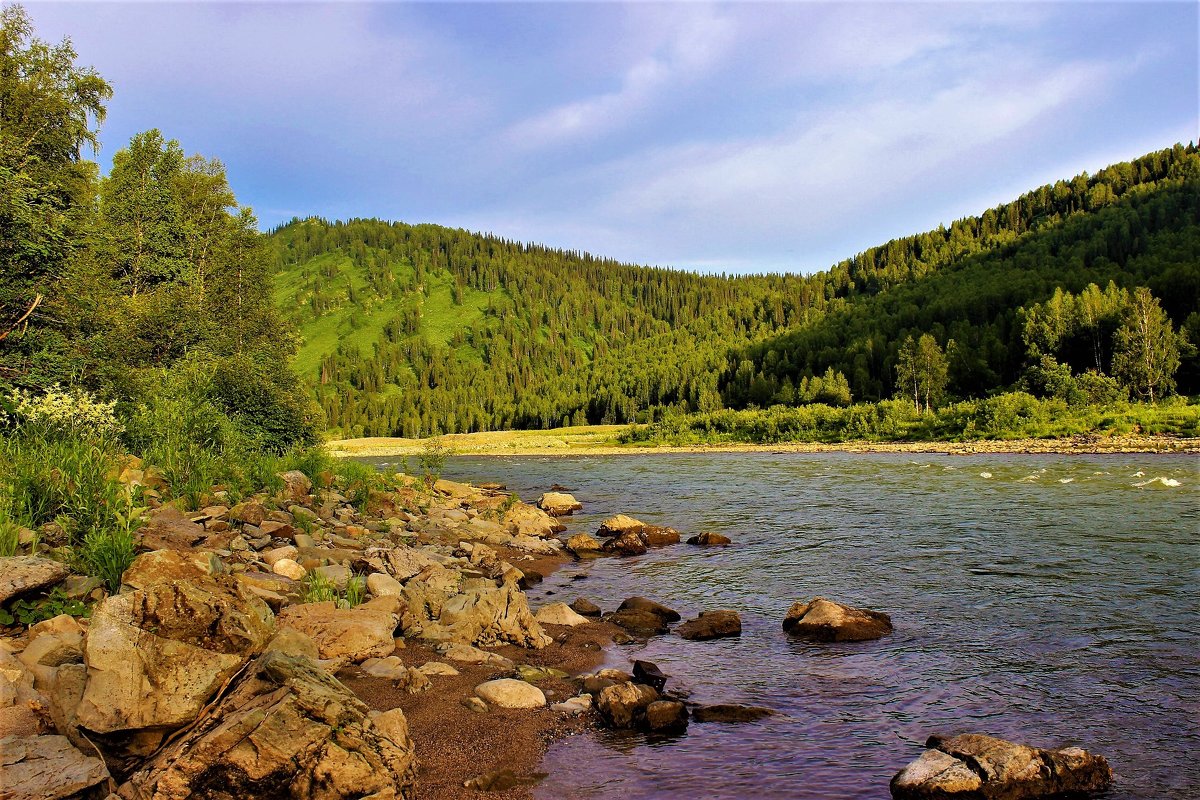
370,451,1198,799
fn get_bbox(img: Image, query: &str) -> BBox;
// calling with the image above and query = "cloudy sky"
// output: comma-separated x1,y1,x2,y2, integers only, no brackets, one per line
27,1,1199,274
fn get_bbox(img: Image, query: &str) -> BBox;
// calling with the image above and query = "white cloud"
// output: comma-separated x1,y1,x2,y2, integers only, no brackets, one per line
504,3,737,148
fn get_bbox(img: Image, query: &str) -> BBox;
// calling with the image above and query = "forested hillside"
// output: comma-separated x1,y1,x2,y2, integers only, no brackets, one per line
274,144,1199,438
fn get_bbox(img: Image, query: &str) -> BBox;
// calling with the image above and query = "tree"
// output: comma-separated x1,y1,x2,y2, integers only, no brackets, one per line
1112,287,1184,403
0,4,111,387
896,334,950,412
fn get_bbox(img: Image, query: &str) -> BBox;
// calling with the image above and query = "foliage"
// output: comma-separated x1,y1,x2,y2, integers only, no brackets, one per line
1112,287,1186,403
417,437,451,482
300,570,339,604
76,482,142,593
623,396,1200,446
344,573,366,608
1,384,123,440
0,587,90,627
274,145,1199,436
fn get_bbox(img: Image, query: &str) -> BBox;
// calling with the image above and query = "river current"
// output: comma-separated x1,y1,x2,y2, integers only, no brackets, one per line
370,451,1198,799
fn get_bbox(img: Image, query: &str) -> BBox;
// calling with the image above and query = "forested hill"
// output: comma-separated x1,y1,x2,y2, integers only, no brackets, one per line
272,143,1200,438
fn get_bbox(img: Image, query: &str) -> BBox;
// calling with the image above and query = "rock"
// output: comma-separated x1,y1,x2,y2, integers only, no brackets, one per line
687,531,732,546
277,601,399,663
464,768,548,791
538,491,582,516
417,661,459,676
617,596,681,622
379,546,442,582
137,507,210,551
265,629,321,660
565,533,603,557
693,704,777,723
516,665,568,683
596,514,645,538
608,609,670,636
597,682,658,728
570,598,602,617
227,499,269,526
502,504,564,538
535,602,591,627
601,531,648,556
677,610,742,640
645,700,688,733
314,563,351,589
117,651,417,800
262,544,299,565
632,660,669,692
0,556,69,605
371,707,413,753
277,469,313,503
272,557,307,580
435,642,514,668
551,694,593,715
367,571,404,597
427,582,552,649
360,655,410,679
75,574,274,738
258,519,295,539
641,525,681,547
460,696,489,714
0,734,111,800
890,733,1113,799
782,597,893,642
475,678,546,709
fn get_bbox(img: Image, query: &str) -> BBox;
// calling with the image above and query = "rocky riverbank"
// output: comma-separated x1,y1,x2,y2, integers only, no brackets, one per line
0,462,1120,800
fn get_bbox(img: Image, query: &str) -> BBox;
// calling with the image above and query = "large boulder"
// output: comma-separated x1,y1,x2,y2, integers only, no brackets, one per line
432,582,552,649
277,469,313,503
677,610,742,641
565,533,603,557
0,734,112,800
645,700,688,733
136,508,211,552
782,597,893,642
0,556,69,605
693,704,777,724
617,597,681,622
890,733,1113,799
277,599,400,663
75,574,274,739
596,682,658,728
227,499,269,527
596,514,645,538
537,491,582,517
601,531,647,557
475,678,546,709
502,504,564,538
116,650,417,800
120,549,222,591
687,531,732,546
535,602,591,627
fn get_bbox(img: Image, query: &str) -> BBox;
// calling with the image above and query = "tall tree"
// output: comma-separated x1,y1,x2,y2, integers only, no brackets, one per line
0,3,110,387
1112,287,1184,403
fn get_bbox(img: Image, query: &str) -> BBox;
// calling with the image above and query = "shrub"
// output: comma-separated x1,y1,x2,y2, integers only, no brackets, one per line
418,437,451,482
1,385,123,443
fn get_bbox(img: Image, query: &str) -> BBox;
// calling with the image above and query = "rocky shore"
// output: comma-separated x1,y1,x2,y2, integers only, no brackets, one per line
0,463,1117,799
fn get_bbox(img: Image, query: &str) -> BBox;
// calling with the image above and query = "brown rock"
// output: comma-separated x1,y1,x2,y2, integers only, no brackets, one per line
687,531,732,546
277,469,313,503
0,734,111,800
597,682,659,728
566,533,603,557
617,596,681,622
890,733,1113,799
642,525,681,547
117,651,417,800
137,507,208,551
502,504,565,538
607,608,669,636
596,513,646,538
75,575,274,737
0,556,70,605
677,610,742,641
537,491,583,516
782,597,893,642
569,598,602,617
601,530,647,556
277,601,399,663
120,549,222,591
645,700,688,733
228,499,269,526
693,704,778,723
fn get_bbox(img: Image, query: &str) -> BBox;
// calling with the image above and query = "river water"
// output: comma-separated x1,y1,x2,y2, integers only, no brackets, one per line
374,451,1198,799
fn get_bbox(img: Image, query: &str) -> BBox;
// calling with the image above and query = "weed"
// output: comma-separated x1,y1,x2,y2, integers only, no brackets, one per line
344,573,366,607
301,571,339,604
0,587,90,627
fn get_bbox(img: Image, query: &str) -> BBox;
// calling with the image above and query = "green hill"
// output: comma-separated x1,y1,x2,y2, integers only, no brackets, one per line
271,143,1199,438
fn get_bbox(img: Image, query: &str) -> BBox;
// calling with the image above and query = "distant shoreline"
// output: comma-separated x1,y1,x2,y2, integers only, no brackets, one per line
327,427,1200,458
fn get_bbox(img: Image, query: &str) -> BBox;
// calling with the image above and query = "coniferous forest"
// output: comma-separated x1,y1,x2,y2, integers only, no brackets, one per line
273,144,1199,439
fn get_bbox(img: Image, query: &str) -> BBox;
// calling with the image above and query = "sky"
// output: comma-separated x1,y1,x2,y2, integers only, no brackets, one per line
26,1,1200,275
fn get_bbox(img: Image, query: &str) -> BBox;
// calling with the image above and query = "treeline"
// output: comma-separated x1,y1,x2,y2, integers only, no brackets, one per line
275,145,1198,438
0,6,317,448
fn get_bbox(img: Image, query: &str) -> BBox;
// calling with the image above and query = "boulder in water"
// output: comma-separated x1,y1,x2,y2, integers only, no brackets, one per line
692,704,777,724
782,597,892,641
537,491,583,516
677,610,742,640
687,531,732,546
890,733,1113,799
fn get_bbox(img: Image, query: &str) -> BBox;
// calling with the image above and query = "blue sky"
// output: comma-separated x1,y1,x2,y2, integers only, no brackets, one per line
28,1,1200,274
